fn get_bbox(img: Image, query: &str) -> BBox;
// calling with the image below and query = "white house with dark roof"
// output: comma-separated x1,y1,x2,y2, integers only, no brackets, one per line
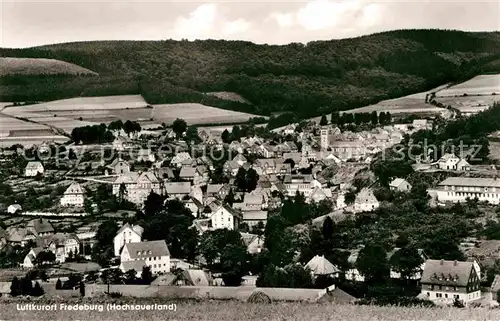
171,152,192,168
60,182,85,207
438,153,461,170
164,182,191,200
22,247,44,268
120,240,170,275
433,177,500,205
233,153,247,167
306,255,340,278
354,188,379,213
25,161,44,177
242,210,268,228
107,158,130,175
209,204,241,230
240,232,264,254
112,171,162,205
389,178,412,192
113,223,143,256
420,259,481,305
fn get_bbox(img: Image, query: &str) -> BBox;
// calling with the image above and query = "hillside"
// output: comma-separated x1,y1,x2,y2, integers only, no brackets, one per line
1,29,500,117
0,57,97,76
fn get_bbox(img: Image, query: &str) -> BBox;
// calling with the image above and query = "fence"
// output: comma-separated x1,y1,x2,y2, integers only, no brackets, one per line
21,212,88,217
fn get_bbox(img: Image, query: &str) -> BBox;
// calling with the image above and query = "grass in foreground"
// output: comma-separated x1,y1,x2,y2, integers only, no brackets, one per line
1,299,498,321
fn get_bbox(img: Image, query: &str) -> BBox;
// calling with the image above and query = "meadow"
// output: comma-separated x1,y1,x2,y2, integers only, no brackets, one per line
2,95,148,113
0,57,98,76
436,74,500,97
0,300,498,321
151,103,263,125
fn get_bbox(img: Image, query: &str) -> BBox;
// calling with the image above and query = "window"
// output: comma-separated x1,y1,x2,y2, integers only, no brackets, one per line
445,294,448,298
454,294,459,299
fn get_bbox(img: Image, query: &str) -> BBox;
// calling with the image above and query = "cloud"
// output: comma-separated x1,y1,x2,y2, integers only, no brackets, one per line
171,3,217,40
223,19,250,35
270,13,294,28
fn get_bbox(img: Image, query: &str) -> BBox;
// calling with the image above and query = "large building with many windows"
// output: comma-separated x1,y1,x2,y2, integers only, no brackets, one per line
433,177,500,205
420,259,481,305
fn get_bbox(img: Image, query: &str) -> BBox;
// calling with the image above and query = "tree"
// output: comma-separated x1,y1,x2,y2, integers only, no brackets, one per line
344,190,356,205
124,269,137,284
118,183,127,204
21,277,33,295
235,168,247,191
141,266,153,285
221,129,231,143
108,120,124,131
79,281,85,297
220,243,248,286
320,114,328,126
389,246,424,281
55,278,62,289
185,126,201,144
330,111,340,125
245,168,259,192
321,216,335,241
33,281,44,296
10,276,21,296
172,118,187,139
224,188,235,206
356,244,390,284
141,199,196,259
144,191,165,216
370,111,378,125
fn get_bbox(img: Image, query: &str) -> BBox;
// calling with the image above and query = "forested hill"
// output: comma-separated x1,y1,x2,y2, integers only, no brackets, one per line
1,29,500,117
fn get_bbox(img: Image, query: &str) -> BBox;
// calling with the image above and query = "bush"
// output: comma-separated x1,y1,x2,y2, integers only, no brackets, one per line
247,291,272,303
106,291,123,298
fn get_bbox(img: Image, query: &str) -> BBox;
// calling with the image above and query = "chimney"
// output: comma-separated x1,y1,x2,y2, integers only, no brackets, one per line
440,259,444,265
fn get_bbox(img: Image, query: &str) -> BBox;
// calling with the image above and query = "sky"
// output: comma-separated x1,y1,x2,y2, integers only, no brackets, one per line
1,0,499,48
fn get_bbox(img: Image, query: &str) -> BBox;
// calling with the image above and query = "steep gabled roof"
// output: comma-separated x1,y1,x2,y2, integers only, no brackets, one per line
165,182,191,195
27,218,54,234
306,255,340,275
64,182,84,195
124,240,170,259
421,259,474,287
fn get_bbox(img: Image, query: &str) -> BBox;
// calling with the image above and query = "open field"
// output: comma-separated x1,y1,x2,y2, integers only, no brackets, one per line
205,91,250,104
436,74,500,97
338,84,450,116
0,300,499,321
340,96,446,115
2,95,148,113
0,57,98,76
151,103,263,125
0,135,69,148
435,94,500,111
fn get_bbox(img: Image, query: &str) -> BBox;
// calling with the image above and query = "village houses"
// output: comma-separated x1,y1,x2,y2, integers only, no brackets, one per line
420,259,481,305
389,178,412,192
112,171,162,206
113,223,144,256
433,177,500,205
25,161,44,177
120,240,170,276
353,188,380,213
60,182,85,207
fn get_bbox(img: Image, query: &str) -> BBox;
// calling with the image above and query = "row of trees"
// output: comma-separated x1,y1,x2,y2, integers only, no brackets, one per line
108,120,142,135
10,277,44,296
